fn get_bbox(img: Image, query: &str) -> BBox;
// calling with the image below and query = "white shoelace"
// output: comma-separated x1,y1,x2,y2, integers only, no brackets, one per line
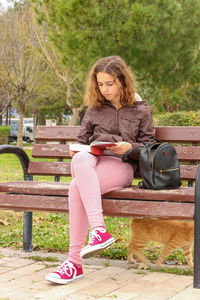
57,260,76,276
89,228,106,244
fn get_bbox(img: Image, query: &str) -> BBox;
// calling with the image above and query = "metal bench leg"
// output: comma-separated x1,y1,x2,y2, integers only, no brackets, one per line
194,164,200,288
23,211,33,252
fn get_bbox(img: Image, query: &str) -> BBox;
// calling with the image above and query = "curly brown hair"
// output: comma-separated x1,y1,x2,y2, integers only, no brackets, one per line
84,56,137,107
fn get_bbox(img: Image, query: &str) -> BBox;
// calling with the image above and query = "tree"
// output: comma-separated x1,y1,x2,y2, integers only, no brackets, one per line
32,0,200,112
0,4,49,146
31,1,87,124
30,72,71,125
32,8,85,125
0,83,14,124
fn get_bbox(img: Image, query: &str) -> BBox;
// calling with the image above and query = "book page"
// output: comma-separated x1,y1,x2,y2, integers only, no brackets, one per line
69,143,103,156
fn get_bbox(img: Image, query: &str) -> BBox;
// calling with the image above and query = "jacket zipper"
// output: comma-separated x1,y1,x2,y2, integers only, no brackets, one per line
115,109,118,134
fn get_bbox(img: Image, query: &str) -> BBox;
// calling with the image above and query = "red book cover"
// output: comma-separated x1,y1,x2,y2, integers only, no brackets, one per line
69,142,116,156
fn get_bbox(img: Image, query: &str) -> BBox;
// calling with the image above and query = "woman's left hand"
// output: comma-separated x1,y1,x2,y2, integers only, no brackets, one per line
106,142,132,154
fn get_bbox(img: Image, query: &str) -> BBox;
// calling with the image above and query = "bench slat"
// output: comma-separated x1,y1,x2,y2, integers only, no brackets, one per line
28,162,71,176
0,181,70,195
34,126,80,141
155,126,200,142
102,198,194,219
180,165,198,180
32,144,71,158
175,146,200,161
32,144,200,161
0,181,194,202
105,186,195,202
0,193,194,219
27,161,198,179
34,126,200,143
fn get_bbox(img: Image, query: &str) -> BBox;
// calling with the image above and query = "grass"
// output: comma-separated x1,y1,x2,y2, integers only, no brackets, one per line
10,142,33,147
149,266,193,276
0,147,193,274
28,255,58,262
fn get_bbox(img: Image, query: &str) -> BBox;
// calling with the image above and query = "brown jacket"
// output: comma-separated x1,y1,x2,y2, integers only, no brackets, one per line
77,100,155,171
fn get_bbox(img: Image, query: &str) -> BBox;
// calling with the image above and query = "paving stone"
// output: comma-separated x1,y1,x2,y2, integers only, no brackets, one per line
139,271,175,283
0,265,14,274
76,278,120,297
100,278,156,300
0,261,46,282
131,275,193,300
0,256,18,265
79,268,144,298
0,266,56,299
3,257,34,268
83,264,104,270
170,285,200,300
63,296,96,300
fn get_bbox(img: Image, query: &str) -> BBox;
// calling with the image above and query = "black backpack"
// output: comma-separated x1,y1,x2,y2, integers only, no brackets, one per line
139,139,181,190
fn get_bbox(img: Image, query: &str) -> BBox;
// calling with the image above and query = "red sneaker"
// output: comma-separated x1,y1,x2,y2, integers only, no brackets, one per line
80,227,115,259
45,260,83,284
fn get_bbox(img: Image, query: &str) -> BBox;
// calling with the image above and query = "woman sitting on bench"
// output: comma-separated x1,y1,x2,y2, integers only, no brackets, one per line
46,55,155,285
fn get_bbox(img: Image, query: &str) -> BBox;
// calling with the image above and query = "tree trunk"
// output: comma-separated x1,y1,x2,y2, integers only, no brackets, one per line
68,106,84,125
57,113,63,125
65,76,85,125
37,112,46,125
17,104,25,148
6,108,9,126
33,112,37,128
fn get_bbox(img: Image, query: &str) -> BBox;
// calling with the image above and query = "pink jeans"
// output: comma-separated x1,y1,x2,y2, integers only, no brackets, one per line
68,151,134,265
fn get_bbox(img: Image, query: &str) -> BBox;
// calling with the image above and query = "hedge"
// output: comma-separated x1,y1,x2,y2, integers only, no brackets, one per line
0,126,10,144
154,111,200,126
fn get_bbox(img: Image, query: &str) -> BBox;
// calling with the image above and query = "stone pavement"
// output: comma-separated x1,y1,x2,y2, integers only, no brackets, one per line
0,247,200,300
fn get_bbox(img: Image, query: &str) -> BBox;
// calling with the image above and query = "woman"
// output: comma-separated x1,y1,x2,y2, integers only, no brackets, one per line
46,55,155,284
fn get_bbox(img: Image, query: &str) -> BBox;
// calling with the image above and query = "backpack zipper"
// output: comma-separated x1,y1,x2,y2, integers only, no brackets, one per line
159,167,179,177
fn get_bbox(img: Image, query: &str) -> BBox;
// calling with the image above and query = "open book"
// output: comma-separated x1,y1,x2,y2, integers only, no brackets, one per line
69,141,116,156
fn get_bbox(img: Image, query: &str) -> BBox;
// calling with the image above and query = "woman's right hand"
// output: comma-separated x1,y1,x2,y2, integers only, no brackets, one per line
70,151,76,158
106,142,132,154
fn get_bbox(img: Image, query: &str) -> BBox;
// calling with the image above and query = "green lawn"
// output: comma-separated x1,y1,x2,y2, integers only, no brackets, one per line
0,148,192,273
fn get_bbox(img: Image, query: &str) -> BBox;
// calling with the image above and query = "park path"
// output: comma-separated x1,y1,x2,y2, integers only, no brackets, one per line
0,247,200,300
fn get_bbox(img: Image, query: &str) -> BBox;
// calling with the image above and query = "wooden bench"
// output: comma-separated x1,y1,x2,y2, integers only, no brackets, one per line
0,125,200,288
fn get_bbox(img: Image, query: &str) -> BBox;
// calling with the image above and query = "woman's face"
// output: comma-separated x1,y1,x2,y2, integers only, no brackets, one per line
96,72,121,105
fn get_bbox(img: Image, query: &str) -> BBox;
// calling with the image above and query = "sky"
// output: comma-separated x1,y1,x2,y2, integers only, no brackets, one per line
0,0,14,9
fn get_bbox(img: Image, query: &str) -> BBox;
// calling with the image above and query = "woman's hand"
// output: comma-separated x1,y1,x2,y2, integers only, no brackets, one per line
106,142,132,154
70,151,76,158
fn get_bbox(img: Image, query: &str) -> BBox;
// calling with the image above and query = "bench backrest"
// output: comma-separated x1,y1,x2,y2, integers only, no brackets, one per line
29,126,200,183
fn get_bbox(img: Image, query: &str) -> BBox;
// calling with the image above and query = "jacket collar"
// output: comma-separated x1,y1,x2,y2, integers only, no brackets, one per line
102,99,146,108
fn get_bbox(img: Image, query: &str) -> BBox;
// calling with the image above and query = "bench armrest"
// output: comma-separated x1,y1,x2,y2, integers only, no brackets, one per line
0,144,33,181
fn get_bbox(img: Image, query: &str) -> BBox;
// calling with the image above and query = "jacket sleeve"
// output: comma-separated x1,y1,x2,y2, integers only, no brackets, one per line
123,105,155,161
76,107,94,144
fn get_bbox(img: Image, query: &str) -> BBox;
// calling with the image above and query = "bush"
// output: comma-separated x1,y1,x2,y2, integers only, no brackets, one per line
0,126,10,144
154,111,200,126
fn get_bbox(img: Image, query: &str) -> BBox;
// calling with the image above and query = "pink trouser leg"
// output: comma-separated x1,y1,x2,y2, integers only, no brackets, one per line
68,152,133,265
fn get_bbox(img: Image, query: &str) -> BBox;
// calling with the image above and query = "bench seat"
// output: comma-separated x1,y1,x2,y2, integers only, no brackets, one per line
0,180,195,200
0,181,195,219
